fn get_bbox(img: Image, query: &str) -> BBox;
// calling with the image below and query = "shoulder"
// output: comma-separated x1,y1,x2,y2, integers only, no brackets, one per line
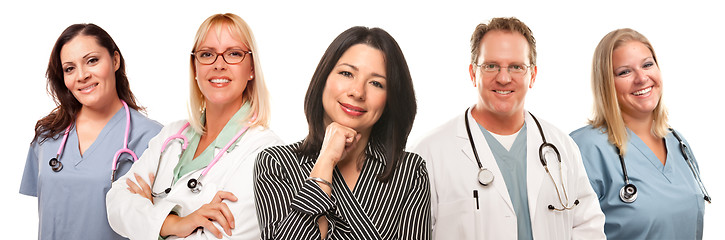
129,109,163,131
258,141,303,164
245,126,284,147
528,115,575,145
569,125,610,149
395,151,428,178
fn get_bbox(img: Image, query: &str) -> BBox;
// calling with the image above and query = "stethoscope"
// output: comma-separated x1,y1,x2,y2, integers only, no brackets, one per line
150,117,254,198
49,100,138,182
616,128,711,203
464,108,579,211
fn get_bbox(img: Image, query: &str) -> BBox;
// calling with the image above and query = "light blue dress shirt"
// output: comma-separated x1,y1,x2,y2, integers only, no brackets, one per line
571,125,705,240
20,108,162,240
478,123,533,240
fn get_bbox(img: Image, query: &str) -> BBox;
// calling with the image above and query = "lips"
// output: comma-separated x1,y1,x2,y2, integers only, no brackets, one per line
208,77,231,87
78,83,98,93
633,86,652,96
493,90,513,95
340,102,366,117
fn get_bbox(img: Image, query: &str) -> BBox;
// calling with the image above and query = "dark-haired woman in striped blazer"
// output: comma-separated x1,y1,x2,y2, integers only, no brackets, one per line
253,26,430,240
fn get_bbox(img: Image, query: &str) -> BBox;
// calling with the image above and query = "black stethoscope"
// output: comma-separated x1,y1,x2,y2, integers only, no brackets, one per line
464,108,579,211
616,128,711,203
49,100,137,182
150,116,254,198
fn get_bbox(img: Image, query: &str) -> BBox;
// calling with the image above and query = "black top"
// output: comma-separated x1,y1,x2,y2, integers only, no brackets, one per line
254,141,431,240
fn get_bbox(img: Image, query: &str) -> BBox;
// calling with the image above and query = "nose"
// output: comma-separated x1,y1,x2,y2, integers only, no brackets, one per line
213,56,227,70
633,68,648,84
76,66,91,82
494,68,512,85
348,80,366,101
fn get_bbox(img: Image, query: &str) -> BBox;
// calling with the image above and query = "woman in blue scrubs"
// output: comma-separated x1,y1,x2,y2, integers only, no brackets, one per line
19,24,162,239
570,28,707,240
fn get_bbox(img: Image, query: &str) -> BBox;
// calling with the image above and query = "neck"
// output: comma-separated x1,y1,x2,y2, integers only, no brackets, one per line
77,98,123,123
337,131,370,171
471,106,525,135
203,100,244,137
622,112,654,138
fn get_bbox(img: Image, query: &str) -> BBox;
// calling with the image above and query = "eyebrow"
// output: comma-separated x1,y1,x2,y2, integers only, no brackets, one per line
338,63,387,79
62,52,98,65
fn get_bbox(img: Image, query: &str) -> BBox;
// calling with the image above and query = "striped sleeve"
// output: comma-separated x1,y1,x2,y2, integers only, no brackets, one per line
254,146,342,240
397,154,432,240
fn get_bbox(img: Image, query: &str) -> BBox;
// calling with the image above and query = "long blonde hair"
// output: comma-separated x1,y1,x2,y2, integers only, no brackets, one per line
589,28,668,155
188,13,271,134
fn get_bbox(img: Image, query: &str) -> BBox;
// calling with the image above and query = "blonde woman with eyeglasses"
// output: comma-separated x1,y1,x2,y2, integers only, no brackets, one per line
106,13,282,239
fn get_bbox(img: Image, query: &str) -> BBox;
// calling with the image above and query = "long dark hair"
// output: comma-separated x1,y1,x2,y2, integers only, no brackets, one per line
33,23,141,143
298,26,417,182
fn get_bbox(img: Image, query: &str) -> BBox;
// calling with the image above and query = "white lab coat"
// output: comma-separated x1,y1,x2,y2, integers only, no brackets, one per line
413,110,605,240
106,120,283,240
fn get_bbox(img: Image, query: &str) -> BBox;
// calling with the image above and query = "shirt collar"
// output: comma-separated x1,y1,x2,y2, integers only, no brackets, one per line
193,101,252,152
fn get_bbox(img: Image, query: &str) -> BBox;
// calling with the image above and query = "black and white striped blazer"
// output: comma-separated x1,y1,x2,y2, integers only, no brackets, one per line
254,141,431,240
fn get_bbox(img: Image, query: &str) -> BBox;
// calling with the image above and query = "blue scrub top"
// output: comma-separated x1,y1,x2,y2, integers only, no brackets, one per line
571,125,705,240
479,123,533,240
20,107,162,240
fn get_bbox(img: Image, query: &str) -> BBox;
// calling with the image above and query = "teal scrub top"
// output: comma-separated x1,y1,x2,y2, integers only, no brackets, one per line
478,123,533,240
570,125,705,240
20,108,162,240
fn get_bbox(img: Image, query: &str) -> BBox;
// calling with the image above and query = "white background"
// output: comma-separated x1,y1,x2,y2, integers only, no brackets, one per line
2,0,723,238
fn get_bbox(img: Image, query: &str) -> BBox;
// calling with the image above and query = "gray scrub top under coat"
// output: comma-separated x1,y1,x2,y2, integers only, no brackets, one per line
570,126,705,240
20,107,162,240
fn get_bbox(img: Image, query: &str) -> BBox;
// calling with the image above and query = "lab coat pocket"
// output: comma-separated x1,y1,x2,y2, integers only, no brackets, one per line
435,199,475,239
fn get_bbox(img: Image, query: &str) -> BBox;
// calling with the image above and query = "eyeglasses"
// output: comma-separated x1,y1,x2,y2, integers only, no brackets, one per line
475,63,531,76
192,49,252,65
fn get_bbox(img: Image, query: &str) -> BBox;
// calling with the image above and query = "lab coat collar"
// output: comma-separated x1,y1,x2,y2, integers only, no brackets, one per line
456,107,515,213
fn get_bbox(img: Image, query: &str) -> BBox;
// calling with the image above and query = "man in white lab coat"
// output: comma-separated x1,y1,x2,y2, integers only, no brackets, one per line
413,17,605,239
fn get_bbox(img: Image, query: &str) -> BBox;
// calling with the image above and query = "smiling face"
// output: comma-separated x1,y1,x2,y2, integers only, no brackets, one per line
61,35,120,109
194,24,253,111
322,44,387,135
612,40,662,121
469,30,537,119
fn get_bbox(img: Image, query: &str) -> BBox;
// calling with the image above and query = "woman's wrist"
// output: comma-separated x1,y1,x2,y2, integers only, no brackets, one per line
159,213,181,237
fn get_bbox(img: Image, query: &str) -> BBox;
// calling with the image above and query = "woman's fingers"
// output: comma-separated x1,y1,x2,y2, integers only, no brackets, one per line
126,178,141,194
211,191,238,203
203,204,233,236
320,122,360,163
210,191,237,231
199,217,223,239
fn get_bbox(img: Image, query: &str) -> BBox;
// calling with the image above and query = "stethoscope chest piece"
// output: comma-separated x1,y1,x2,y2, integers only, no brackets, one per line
187,178,202,193
478,168,494,186
49,157,63,172
620,183,638,203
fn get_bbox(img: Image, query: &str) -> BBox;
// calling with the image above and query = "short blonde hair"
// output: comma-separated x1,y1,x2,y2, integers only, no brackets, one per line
590,28,668,155
188,13,271,134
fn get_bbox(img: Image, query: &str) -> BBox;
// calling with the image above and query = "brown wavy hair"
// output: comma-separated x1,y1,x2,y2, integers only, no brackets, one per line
33,23,141,143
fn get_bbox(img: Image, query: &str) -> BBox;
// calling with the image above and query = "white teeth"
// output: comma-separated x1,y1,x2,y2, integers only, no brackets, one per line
210,79,230,83
633,87,652,96
495,90,512,94
80,83,97,92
